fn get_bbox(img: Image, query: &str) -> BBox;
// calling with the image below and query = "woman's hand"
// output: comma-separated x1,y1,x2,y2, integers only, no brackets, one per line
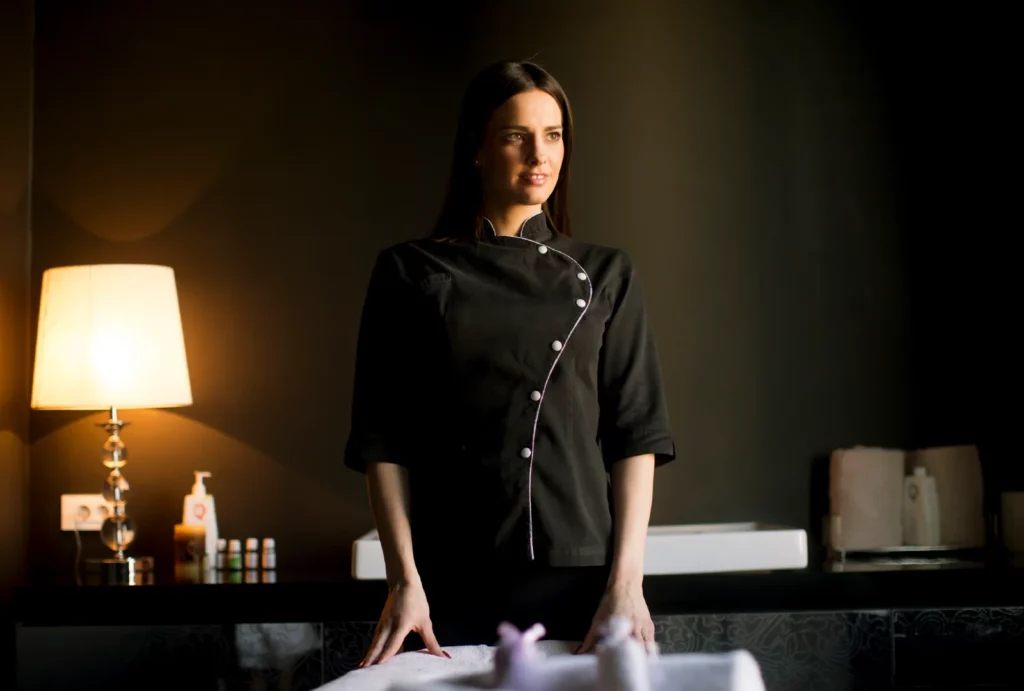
361,579,450,666
576,580,655,654
579,454,657,654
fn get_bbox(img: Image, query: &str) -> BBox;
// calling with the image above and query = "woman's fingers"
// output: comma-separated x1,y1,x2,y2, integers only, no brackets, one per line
577,614,656,655
419,622,450,659
376,622,411,665
637,619,657,653
360,622,390,667
575,621,601,654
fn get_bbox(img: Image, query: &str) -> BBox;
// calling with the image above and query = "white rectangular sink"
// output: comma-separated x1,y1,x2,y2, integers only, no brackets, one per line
351,522,807,579
644,522,807,575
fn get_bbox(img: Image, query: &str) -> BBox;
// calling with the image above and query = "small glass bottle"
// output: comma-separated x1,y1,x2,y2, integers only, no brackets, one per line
261,537,277,570
244,538,260,570
215,538,228,570
227,539,243,570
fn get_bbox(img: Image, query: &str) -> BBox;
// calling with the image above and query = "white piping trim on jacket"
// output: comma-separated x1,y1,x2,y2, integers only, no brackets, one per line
483,214,593,560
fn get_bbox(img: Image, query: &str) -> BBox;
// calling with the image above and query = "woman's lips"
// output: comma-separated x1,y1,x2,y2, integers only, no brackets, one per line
520,173,549,186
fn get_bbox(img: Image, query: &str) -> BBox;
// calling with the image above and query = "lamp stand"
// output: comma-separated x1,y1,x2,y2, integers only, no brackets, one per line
88,406,153,580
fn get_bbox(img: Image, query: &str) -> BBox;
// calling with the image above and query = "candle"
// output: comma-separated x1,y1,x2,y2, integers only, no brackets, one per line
173,523,206,583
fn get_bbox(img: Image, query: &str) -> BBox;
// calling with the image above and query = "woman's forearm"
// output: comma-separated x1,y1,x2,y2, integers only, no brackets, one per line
366,461,420,589
607,453,656,589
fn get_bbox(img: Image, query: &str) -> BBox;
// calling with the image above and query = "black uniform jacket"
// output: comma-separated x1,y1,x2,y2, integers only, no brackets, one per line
345,211,676,571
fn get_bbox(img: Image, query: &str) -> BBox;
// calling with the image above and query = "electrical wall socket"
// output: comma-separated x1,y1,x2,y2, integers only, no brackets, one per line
61,494,115,531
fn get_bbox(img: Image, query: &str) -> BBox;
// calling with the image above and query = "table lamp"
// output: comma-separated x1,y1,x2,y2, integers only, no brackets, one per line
31,264,192,568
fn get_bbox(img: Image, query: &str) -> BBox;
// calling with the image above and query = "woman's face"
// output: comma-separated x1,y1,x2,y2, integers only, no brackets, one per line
477,89,565,210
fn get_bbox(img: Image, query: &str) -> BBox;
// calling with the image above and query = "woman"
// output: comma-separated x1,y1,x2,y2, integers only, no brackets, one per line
345,60,676,667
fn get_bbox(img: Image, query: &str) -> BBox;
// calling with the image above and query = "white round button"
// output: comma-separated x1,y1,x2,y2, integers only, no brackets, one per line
551,340,563,352
521,447,532,459
576,298,587,308
537,246,548,255
577,272,587,281
530,390,542,402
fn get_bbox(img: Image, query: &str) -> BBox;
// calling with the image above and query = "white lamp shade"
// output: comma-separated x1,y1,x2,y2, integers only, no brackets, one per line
31,264,193,410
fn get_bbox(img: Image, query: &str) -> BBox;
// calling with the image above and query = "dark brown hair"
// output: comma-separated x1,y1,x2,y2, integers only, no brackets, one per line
429,61,574,241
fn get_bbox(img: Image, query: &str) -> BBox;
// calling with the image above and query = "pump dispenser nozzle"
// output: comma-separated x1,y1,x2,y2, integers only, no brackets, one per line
192,471,211,496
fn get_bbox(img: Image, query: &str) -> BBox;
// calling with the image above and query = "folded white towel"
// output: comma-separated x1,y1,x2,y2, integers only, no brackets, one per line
317,618,764,691
382,651,763,691
317,640,576,691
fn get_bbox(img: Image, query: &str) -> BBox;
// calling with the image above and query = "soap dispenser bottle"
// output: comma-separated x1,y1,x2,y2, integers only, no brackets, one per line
183,471,219,567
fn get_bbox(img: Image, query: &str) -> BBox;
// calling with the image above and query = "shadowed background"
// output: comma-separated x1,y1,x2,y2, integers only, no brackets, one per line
1,0,1011,588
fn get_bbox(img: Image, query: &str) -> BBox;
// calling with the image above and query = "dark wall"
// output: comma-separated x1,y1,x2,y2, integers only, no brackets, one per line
26,0,992,578
1,0,33,593
1,0,33,682
851,4,1012,509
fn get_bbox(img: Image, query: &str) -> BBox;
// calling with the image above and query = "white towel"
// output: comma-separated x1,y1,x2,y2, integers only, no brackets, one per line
316,618,764,691
829,446,905,550
316,641,574,691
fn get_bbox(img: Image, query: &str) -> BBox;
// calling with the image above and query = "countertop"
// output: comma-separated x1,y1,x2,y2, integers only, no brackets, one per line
14,555,1024,627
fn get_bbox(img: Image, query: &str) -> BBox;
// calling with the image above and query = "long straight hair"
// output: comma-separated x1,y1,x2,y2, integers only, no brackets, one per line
430,61,574,241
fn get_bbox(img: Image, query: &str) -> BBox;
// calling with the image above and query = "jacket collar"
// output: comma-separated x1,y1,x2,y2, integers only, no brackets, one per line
482,211,554,244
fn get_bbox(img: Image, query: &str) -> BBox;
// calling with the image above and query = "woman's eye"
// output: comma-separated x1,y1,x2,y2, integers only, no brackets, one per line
505,133,525,142
547,132,562,141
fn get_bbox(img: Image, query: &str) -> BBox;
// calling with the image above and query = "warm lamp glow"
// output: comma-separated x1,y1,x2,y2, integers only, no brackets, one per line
31,264,193,410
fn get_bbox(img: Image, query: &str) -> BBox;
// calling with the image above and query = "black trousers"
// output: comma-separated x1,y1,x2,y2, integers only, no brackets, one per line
405,561,611,649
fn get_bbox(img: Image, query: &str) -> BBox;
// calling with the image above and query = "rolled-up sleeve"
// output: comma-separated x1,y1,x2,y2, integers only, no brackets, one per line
344,248,419,473
597,254,676,470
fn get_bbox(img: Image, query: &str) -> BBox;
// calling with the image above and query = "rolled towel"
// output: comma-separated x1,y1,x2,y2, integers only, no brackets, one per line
907,445,985,547
829,446,905,550
597,615,651,691
493,621,547,690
